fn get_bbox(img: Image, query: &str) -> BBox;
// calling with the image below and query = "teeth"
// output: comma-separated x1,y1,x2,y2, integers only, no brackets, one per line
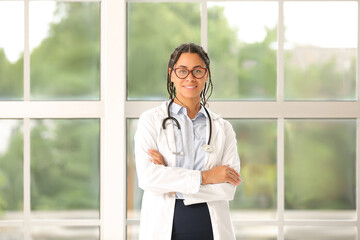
184,86,196,89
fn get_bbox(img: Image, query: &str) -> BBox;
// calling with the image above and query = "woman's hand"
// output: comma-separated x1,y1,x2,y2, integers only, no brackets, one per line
148,149,167,166
202,165,241,186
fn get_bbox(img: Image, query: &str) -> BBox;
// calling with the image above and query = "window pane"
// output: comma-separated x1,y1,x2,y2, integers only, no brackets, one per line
0,227,23,240
127,119,143,219
127,2,201,100
208,2,277,100
0,1,23,100
30,119,100,219
0,120,23,220
285,119,356,220
229,119,277,220
30,2,100,100
285,226,356,240
233,225,277,240
32,226,99,240
284,2,357,100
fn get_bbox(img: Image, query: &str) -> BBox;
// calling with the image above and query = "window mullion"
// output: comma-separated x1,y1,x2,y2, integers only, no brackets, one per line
24,0,30,101
277,118,285,240
357,118,360,238
24,0,31,239
277,0,284,102
23,118,31,240
201,1,207,52
357,0,360,101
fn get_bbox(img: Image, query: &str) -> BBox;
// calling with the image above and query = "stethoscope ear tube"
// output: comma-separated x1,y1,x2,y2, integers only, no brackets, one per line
203,106,212,146
162,99,213,155
162,116,181,130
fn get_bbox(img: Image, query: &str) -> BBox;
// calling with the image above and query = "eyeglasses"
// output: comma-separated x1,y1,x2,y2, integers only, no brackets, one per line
174,67,207,79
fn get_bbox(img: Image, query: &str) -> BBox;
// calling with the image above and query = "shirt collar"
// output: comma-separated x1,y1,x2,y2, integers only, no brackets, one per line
169,100,208,119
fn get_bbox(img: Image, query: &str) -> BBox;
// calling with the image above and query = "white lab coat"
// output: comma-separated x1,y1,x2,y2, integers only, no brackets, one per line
134,101,240,240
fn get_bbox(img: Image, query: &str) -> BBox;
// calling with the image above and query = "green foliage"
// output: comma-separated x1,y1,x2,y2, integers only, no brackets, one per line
30,2,100,100
285,120,356,210
0,49,23,99
0,121,23,213
0,2,357,215
127,2,201,99
30,119,100,211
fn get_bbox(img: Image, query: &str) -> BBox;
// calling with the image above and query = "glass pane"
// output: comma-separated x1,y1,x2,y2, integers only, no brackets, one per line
0,1,23,100
127,225,140,240
32,226,99,240
285,119,356,220
30,2,100,100
0,120,23,220
0,227,23,240
127,119,143,219
31,119,100,219
284,2,357,100
233,225,277,240
208,2,277,100
229,119,277,220
285,226,356,240
127,2,201,100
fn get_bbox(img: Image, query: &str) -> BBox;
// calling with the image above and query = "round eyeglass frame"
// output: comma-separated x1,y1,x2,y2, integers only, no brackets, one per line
173,67,208,79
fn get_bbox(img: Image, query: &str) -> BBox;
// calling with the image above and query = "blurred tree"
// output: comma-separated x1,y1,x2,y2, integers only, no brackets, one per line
0,2,356,215
0,49,23,100
0,121,23,215
31,119,99,211
127,2,201,100
30,2,100,100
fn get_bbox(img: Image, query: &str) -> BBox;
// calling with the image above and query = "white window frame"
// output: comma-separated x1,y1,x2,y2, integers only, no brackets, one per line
124,0,360,239
0,0,358,239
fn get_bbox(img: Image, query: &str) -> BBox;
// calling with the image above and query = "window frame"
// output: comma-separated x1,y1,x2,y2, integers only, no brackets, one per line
124,0,360,239
0,0,359,239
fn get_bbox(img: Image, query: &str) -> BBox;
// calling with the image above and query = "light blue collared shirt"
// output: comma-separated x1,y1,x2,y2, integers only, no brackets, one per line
168,100,208,199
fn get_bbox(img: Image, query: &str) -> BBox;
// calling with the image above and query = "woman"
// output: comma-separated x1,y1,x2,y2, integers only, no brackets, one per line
134,43,241,240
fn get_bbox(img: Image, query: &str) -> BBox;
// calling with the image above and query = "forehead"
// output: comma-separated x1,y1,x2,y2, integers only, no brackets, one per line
175,52,205,67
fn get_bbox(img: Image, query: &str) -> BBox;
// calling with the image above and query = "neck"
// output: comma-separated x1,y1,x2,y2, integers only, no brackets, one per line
173,97,201,118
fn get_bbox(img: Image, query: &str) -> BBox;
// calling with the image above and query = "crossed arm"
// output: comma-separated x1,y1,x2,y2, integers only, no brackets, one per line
148,149,241,186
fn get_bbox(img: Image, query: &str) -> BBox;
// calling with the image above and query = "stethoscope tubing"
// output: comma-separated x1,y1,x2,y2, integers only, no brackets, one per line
162,99,212,155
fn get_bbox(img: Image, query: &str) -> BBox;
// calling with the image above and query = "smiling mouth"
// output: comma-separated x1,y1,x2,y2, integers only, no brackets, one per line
184,86,196,89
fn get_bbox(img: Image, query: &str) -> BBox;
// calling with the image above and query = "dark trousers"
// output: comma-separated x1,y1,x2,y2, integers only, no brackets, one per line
171,199,214,240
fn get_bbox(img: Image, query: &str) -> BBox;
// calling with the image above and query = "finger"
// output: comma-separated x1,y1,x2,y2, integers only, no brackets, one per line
227,171,241,185
153,151,164,159
226,166,240,177
148,151,157,158
152,159,162,165
229,169,240,180
228,169,239,180
227,167,240,178
149,149,161,155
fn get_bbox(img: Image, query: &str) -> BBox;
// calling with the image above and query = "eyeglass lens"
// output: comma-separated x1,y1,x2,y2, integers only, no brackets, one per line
175,68,207,79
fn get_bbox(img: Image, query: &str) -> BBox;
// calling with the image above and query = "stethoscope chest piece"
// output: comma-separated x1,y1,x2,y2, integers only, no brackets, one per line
202,144,213,153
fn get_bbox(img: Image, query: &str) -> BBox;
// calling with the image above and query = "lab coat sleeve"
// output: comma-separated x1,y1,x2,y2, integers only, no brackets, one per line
182,120,240,205
134,111,201,195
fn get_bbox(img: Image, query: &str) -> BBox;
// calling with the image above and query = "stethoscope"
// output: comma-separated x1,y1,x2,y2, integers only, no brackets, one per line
162,98,213,155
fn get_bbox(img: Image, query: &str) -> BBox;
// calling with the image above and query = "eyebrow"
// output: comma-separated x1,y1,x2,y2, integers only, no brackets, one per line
178,65,203,69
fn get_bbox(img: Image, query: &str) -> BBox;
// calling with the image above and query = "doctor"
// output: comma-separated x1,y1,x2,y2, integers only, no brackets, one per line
134,43,241,240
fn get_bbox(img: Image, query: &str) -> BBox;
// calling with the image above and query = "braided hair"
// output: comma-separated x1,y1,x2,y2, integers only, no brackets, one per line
167,43,213,106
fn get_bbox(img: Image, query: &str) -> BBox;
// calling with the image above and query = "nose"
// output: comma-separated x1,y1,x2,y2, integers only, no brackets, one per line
186,71,196,81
